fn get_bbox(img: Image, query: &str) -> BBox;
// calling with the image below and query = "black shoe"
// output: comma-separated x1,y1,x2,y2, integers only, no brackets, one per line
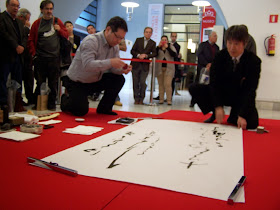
153,96,160,100
189,102,195,108
96,110,117,115
204,114,215,123
48,105,56,111
60,94,68,112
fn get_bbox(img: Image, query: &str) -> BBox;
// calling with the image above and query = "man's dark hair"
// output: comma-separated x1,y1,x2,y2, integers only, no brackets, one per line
6,0,19,6
170,32,177,36
86,24,95,29
161,35,168,40
144,27,153,33
106,16,128,32
40,0,54,10
225,25,249,45
64,21,73,26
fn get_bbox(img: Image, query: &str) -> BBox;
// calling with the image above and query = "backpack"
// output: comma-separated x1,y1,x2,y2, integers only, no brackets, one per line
54,17,72,69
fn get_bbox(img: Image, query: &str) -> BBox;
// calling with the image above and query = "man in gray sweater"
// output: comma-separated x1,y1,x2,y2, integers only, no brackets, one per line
61,16,131,116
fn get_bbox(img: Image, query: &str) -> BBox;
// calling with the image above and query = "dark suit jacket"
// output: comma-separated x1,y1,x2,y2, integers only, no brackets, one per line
210,49,261,118
197,41,219,72
0,11,26,64
72,35,81,54
173,41,180,61
130,37,156,71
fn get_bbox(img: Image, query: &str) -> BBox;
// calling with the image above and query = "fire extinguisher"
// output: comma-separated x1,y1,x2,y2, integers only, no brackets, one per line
264,35,275,56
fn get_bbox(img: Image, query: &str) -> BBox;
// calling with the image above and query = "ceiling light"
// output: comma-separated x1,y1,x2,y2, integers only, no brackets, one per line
121,2,140,21
121,2,139,8
192,1,211,7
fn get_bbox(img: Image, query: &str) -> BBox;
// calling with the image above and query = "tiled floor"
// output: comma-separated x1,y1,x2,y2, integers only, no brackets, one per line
23,88,280,120
113,89,280,120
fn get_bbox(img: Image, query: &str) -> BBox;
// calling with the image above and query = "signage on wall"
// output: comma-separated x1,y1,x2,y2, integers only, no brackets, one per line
201,6,216,42
269,15,278,23
147,4,164,45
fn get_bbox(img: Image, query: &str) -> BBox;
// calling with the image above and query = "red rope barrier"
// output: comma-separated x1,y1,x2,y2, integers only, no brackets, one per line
121,58,197,66
70,55,197,66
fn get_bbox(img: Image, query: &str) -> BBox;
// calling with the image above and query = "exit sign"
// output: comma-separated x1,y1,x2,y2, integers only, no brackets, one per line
269,15,278,23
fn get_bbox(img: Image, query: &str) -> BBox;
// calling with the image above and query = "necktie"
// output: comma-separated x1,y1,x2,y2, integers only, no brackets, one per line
233,58,237,72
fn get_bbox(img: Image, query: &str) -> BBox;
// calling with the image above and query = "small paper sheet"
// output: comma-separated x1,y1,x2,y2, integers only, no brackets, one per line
63,125,103,135
0,131,40,142
38,120,62,125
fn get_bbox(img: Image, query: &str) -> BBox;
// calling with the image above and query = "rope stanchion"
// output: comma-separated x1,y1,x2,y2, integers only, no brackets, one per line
147,57,157,106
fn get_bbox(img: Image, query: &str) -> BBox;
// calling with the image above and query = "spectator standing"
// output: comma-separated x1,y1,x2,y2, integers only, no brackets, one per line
155,35,177,105
64,21,80,58
28,0,68,111
170,32,182,96
0,0,26,112
131,27,157,105
86,24,96,34
241,25,257,55
190,31,219,107
17,8,35,106
114,39,127,107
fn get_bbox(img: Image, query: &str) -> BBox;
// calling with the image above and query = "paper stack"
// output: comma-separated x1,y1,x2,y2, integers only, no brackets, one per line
63,125,103,135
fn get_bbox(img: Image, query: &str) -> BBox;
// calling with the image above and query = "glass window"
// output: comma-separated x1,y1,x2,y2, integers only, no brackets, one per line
164,5,200,61
80,11,96,22
75,0,97,34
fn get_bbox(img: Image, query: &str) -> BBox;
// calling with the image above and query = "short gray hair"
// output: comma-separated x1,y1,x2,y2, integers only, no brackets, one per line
208,31,217,39
17,8,31,18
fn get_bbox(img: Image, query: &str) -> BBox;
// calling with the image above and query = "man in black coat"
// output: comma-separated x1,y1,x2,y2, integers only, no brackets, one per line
190,31,219,107
196,31,219,83
0,0,26,110
17,8,35,106
170,32,181,95
189,25,261,129
131,27,157,104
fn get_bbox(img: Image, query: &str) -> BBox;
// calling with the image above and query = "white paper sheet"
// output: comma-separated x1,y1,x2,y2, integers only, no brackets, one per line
44,119,244,202
63,125,103,135
38,120,62,125
0,131,40,141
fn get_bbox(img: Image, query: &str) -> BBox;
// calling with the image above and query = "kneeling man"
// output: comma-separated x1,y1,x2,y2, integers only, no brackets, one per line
189,25,261,129
61,16,131,116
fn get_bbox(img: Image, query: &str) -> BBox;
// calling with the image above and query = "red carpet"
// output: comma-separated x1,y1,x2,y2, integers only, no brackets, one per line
0,109,279,209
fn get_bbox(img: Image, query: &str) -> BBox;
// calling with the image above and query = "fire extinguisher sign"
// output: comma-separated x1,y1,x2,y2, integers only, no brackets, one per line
269,15,278,23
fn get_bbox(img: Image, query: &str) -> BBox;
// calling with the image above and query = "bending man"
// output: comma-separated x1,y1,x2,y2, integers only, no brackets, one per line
189,25,261,129
61,16,131,116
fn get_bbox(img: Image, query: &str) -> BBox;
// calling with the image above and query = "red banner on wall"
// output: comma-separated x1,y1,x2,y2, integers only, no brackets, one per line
200,6,216,42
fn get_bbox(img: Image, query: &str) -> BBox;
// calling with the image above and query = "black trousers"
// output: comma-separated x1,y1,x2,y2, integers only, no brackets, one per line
22,57,34,104
0,55,22,105
34,56,60,108
189,83,259,129
62,73,125,116
132,63,149,102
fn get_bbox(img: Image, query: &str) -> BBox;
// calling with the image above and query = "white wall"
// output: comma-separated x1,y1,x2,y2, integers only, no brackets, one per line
217,0,280,102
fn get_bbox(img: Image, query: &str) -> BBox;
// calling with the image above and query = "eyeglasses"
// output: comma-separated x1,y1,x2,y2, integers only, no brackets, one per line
9,3,20,8
113,32,124,40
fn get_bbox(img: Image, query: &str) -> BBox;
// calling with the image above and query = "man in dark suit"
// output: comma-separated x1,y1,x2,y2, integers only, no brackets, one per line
0,0,26,111
170,32,181,95
190,31,219,107
131,27,157,104
189,25,261,129
17,8,35,106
